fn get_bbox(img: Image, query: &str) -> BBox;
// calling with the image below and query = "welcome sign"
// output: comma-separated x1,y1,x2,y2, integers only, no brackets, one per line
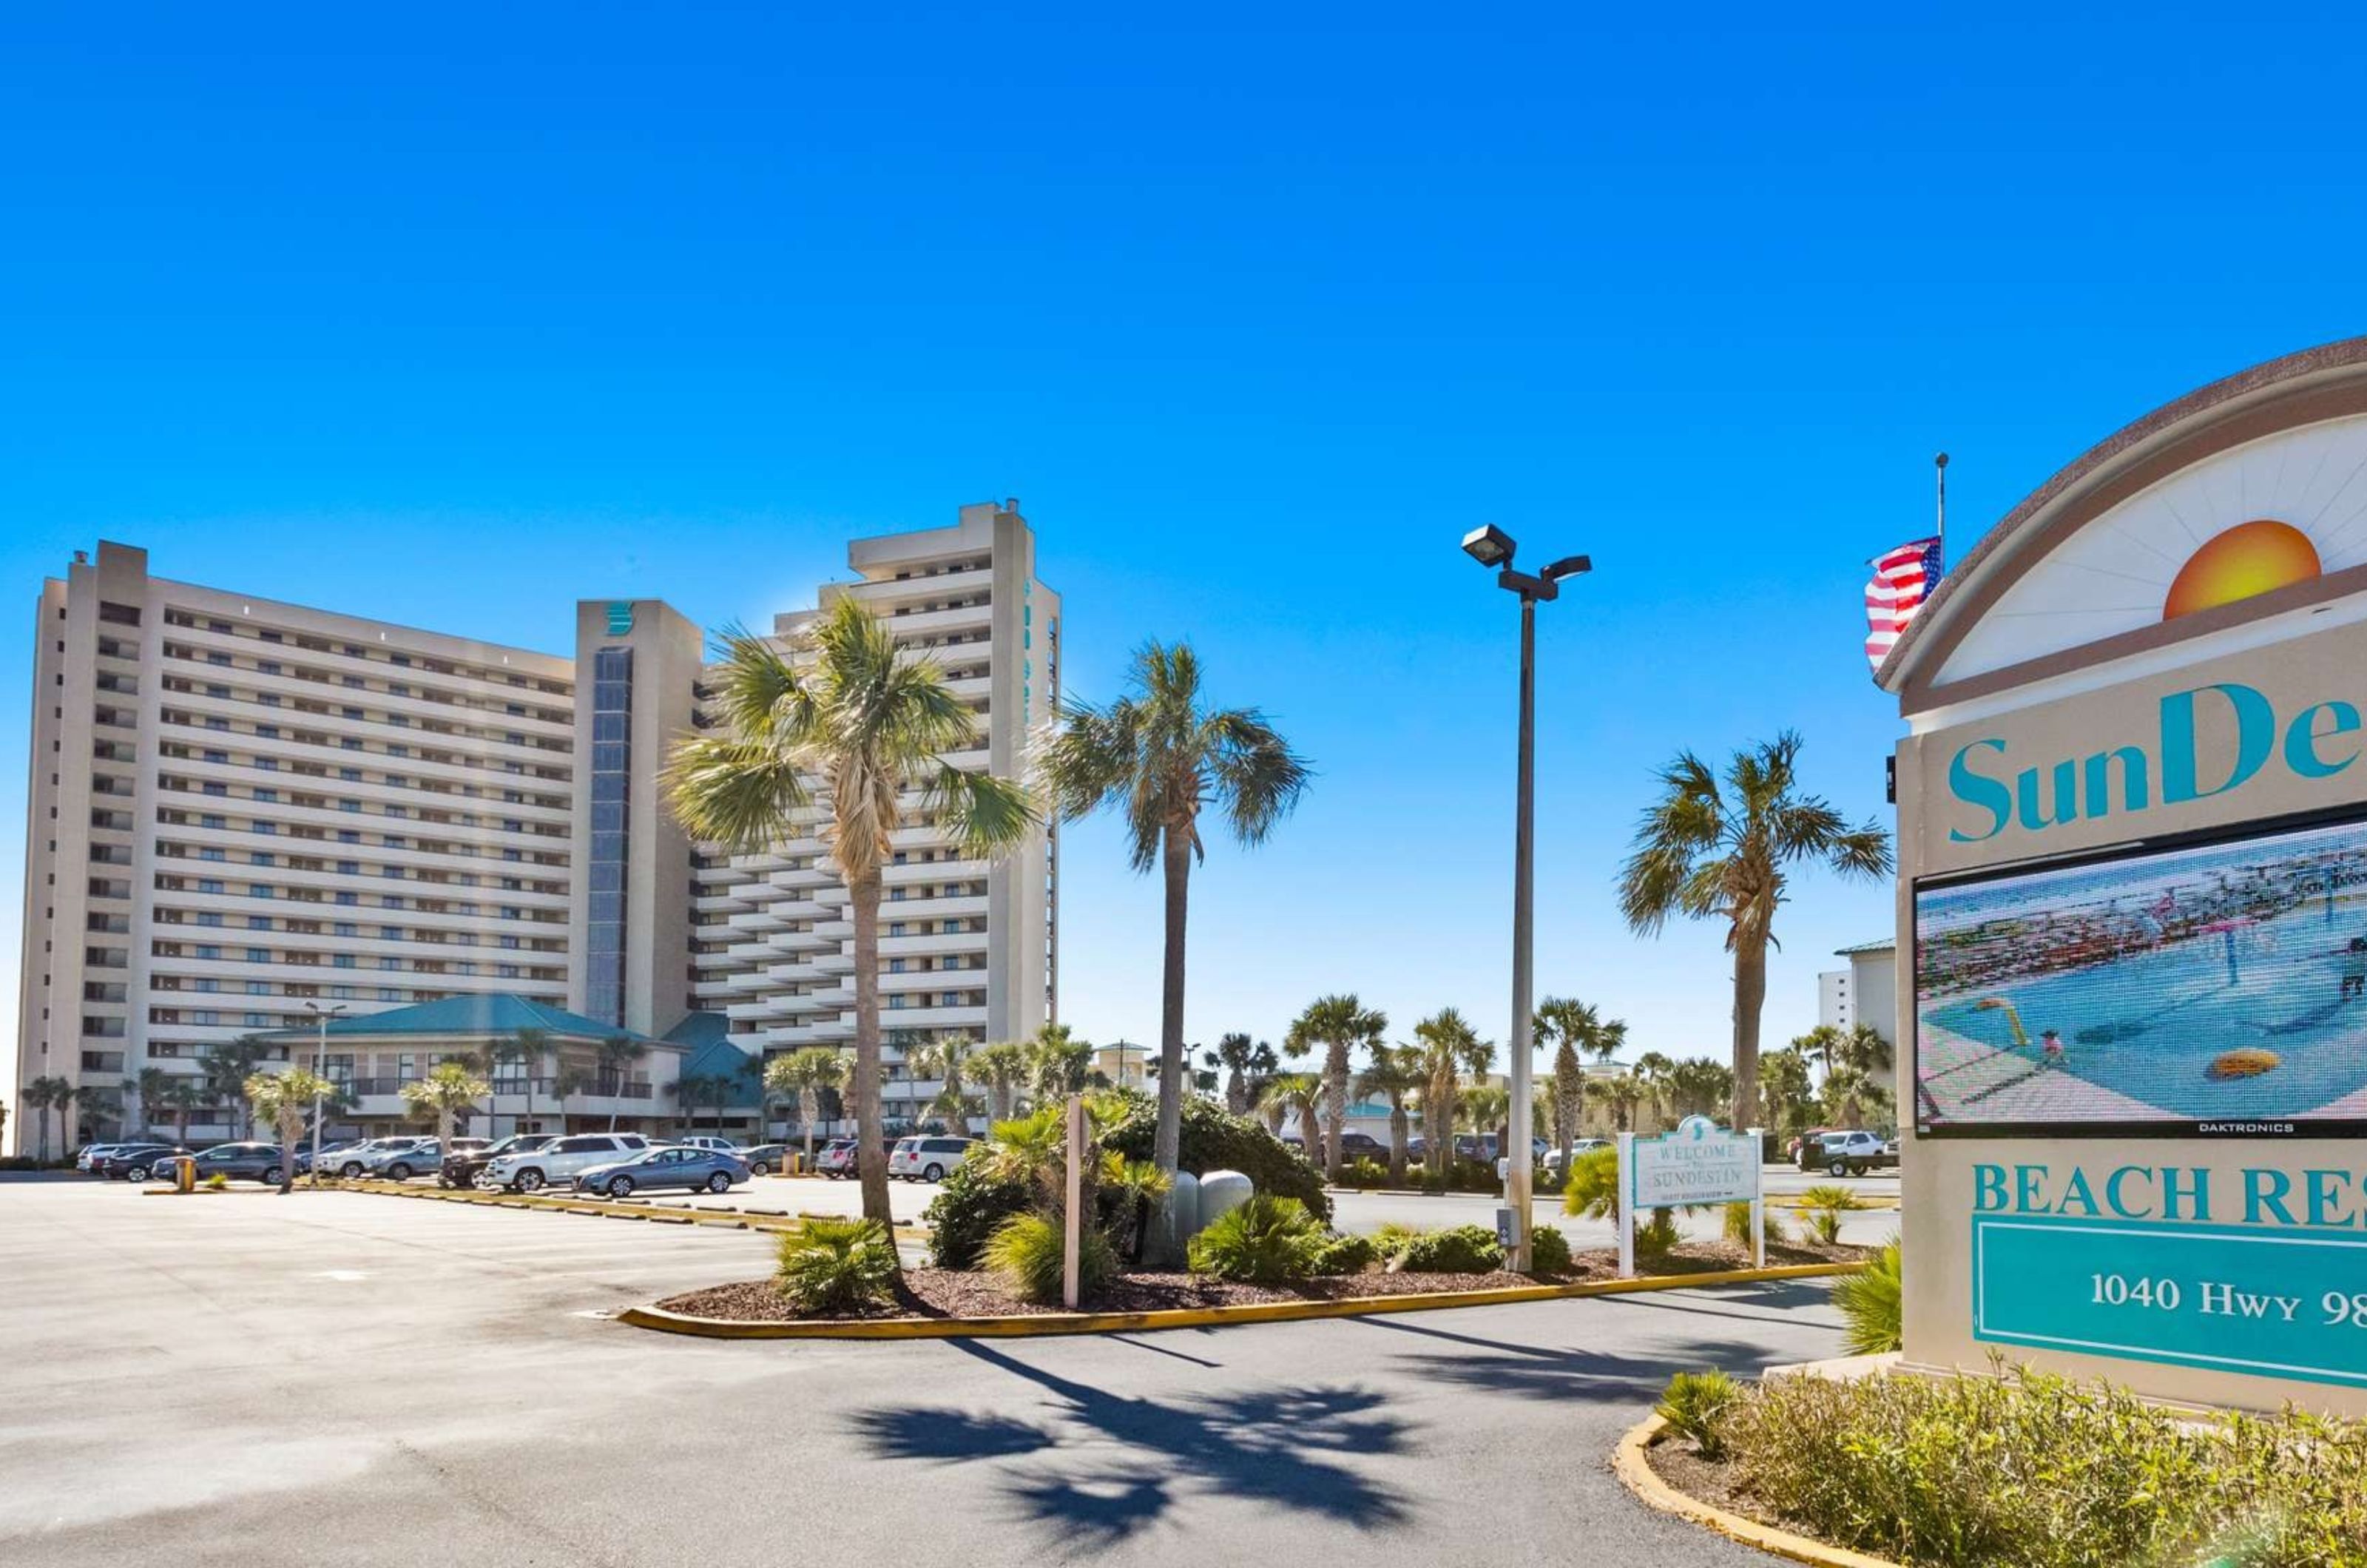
1618,1117,1763,1276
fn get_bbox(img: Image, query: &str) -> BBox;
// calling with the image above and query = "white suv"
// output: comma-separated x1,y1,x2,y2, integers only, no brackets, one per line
484,1133,651,1192
673,1135,743,1155
889,1136,973,1183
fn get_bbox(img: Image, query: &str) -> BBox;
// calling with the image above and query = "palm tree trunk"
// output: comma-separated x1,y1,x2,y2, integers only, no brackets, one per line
850,875,893,1231
1323,1041,1348,1185
1388,1103,1408,1186
1732,935,1769,1129
1152,824,1189,1177
800,1088,817,1166
1225,1069,1246,1118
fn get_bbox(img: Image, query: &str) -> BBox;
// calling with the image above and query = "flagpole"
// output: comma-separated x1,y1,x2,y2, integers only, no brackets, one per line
1934,451,1949,557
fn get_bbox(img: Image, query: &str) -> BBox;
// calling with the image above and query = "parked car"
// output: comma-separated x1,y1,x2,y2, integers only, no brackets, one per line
481,1133,651,1193
815,1138,860,1178
673,1135,743,1155
1541,1138,1611,1178
739,1143,791,1177
94,1143,186,1180
443,1132,557,1189
1811,1130,1896,1177
157,1143,291,1185
889,1135,973,1182
341,1138,441,1180
573,1145,750,1198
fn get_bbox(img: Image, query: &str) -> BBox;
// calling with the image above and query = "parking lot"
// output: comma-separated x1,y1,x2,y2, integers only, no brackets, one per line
1,1177,1846,1567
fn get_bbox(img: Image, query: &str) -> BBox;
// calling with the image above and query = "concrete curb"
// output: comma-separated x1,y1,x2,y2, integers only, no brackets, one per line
1612,1413,1902,1568
333,1180,931,1240
618,1260,1865,1341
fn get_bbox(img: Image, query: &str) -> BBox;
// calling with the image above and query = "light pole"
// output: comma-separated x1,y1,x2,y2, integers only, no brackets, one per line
1460,524,1590,1272
301,1001,345,1186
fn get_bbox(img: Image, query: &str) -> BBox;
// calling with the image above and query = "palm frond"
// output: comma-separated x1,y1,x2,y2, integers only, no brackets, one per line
662,734,811,854
921,763,1039,859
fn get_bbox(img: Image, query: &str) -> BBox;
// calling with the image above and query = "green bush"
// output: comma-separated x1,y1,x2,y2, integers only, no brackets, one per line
775,1217,899,1314
1723,1361,2367,1567
1656,1369,1739,1459
1798,1183,1863,1246
1723,1200,1787,1248
1339,1156,1388,1189
1393,1223,1504,1274
1527,1223,1572,1274
1634,1208,1680,1257
1562,1145,1621,1220
982,1212,1116,1305
204,1172,229,1191
1307,1231,1378,1275
1188,1194,1323,1283
922,1160,1033,1270
1832,1237,1902,1354
1100,1092,1330,1223
1371,1221,1423,1260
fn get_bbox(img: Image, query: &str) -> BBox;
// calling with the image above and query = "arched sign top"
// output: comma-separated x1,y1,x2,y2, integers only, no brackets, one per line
1880,337,2367,714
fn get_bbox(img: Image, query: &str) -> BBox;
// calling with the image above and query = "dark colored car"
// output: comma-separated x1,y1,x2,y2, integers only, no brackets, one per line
160,1142,291,1185
441,1132,558,1189
94,1143,186,1180
739,1143,791,1177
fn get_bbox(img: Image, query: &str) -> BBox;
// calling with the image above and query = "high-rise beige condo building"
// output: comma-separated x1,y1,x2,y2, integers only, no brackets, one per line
683,501,1060,1123
11,505,1061,1154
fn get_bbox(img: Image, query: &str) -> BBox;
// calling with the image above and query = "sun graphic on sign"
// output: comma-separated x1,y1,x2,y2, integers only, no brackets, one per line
2161,519,2323,621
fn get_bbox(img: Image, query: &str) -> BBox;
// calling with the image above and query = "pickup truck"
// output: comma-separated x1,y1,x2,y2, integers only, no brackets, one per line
1809,1129,1897,1177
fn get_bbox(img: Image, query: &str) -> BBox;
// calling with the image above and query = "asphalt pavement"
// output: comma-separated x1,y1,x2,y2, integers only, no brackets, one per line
0,1178,1847,1567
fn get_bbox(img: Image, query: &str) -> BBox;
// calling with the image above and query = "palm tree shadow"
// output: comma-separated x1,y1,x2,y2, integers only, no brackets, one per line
844,1339,1415,1551
1357,1314,1809,1401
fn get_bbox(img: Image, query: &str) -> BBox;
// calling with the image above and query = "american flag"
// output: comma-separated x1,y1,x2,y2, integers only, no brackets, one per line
1864,536,1942,672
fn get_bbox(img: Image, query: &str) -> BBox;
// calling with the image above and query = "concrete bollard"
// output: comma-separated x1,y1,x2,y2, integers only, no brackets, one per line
1196,1170,1253,1230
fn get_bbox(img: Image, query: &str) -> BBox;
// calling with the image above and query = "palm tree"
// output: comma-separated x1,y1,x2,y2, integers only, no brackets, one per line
1666,1056,1736,1120
1459,1083,1509,1159
665,598,1036,1231
1533,997,1626,1177
1201,1032,1275,1117
910,1035,977,1135
1266,1072,1323,1162
550,1065,592,1132
22,1078,65,1160
135,1065,175,1138
1412,1008,1492,1177
669,1072,717,1135
1354,1044,1424,1186
502,1027,554,1131
246,1069,336,1194
1792,1024,1843,1081
1036,641,1311,1220
1618,730,1892,1128
595,1035,649,1133
1250,1072,1291,1140
1283,994,1387,1185
1631,1051,1675,1129
1837,1021,1894,1083
1759,1046,1817,1135
198,1037,268,1138
400,1060,491,1149
153,1074,202,1149
1023,1023,1093,1104
765,1048,849,1166
970,1041,1030,1123
1601,1072,1644,1132
71,1084,121,1149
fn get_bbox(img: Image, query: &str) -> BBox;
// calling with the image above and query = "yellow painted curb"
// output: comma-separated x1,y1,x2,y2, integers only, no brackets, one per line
1613,1413,1902,1568
618,1260,1864,1341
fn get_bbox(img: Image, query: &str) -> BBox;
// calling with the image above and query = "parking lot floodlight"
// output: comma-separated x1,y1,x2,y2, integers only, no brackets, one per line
1542,554,1592,582
1462,524,1517,570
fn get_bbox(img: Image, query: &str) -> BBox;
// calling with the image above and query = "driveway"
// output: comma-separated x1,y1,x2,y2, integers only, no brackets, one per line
0,1180,1844,1566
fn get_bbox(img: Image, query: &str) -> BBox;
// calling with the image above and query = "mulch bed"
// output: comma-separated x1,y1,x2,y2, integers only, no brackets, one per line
653,1237,1863,1323
1645,1439,1760,1518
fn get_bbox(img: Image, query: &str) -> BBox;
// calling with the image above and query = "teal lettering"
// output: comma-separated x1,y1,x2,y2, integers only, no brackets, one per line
2058,1166,2101,1218
1948,740,2012,843
1973,1163,2008,1212
2016,760,2078,831
2244,1169,2297,1226
2284,701,2362,780
2104,1166,2153,1220
2304,1169,2355,1229
2161,683,2273,804
2081,746,2150,818
2163,1166,2211,1221
2015,1164,2050,1214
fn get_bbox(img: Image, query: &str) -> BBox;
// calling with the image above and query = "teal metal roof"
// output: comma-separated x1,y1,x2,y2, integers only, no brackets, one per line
669,1013,763,1107
254,993,669,1046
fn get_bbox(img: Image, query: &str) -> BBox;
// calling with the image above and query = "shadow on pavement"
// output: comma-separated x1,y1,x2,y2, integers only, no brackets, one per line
845,1339,1414,1552
1354,1305,1823,1401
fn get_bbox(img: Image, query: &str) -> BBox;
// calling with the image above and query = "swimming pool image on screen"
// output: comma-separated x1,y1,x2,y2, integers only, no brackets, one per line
1915,814,2367,1132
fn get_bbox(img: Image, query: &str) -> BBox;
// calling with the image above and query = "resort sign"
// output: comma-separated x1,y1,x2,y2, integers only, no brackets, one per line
1618,1116,1763,1276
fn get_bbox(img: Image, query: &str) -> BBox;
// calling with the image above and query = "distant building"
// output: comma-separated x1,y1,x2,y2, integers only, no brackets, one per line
1818,968,1855,1031
1830,939,1897,1047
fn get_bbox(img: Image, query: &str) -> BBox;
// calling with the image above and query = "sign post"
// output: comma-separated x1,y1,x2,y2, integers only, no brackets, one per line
1617,1115,1763,1278
1061,1093,1086,1311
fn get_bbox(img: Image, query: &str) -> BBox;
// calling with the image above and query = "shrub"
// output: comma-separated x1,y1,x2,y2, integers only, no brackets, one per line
922,1160,1032,1270
1307,1231,1378,1275
775,1216,899,1315
1101,1092,1330,1223
1188,1194,1323,1283
1393,1223,1504,1274
1798,1183,1863,1246
982,1212,1116,1305
1448,1158,1499,1192
1562,1145,1621,1220
1656,1369,1739,1459
1339,1156,1388,1189
1832,1237,1902,1355
1722,1361,2367,1567
1371,1221,1423,1261
1634,1208,1680,1257
1527,1223,1572,1275
1723,1200,1787,1248
204,1173,229,1191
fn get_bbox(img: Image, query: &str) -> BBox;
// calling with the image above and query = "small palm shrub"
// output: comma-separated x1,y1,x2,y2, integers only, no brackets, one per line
1307,1231,1378,1275
1832,1237,1902,1354
1798,1183,1863,1246
982,1212,1116,1305
1340,1156,1388,1189
1188,1194,1324,1283
1527,1223,1572,1275
1393,1224,1503,1274
1634,1208,1680,1257
1371,1221,1423,1260
775,1217,899,1314
1723,1200,1786,1248
1656,1369,1739,1459
1561,1144,1621,1220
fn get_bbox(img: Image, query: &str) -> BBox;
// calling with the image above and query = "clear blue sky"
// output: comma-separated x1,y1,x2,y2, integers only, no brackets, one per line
4,7,2363,1087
